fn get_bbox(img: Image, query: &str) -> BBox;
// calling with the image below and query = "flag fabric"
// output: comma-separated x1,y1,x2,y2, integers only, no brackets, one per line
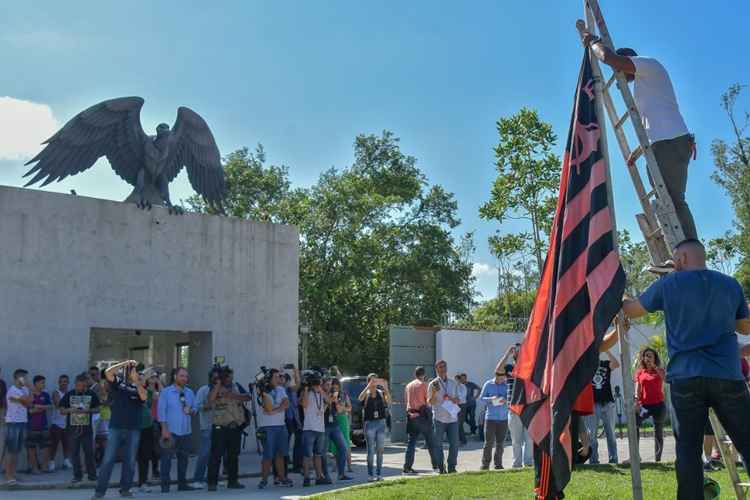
509,51,626,498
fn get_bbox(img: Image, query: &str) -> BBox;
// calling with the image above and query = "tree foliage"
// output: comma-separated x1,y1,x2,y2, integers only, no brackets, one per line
480,108,561,275
712,83,750,295
185,145,292,222
191,132,475,375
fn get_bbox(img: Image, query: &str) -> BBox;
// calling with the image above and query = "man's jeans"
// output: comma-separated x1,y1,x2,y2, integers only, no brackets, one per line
95,428,140,495
651,133,697,240
465,402,477,434
192,428,211,483
433,420,459,471
208,426,241,486
160,434,191,489
404,415,435,470
585,402,618,464
482,420,508,468
508,412,533,467
671,377,750,500
68,427,96,480
364,419,386,476
322,425,348,478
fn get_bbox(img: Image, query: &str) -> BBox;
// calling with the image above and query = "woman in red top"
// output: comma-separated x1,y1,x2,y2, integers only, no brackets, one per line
634,348,667,462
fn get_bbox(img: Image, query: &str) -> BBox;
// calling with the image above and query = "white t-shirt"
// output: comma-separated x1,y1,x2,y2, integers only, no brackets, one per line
430,377,459,424
257,386,288,428
6,385,29,423
456,383,467,405
302,390,325,433
629,56,689,144
51,389,67,428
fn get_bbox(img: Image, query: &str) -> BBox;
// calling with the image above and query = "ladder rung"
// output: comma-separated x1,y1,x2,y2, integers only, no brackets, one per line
639,190,656,202
644,226,663,239
614,111,630,130
605,73,617,90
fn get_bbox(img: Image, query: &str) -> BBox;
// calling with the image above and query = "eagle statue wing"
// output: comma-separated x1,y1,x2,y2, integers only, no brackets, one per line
23,97,147,187
163,106,226,210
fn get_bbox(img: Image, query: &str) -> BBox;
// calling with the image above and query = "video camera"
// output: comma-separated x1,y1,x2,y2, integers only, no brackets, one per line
254,366,273,394
300,368,323,389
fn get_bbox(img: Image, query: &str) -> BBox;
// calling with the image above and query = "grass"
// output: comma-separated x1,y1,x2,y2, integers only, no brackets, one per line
312,463,747,499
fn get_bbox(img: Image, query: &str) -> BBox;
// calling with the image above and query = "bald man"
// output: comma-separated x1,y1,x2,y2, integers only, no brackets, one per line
622,238,750,500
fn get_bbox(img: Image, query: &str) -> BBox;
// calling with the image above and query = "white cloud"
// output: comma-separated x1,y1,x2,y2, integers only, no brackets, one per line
472,262,498,278
0,97,59,160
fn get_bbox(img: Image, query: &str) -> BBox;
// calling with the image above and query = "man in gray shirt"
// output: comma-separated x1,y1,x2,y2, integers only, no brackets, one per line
191,368,221,488
429,359,460,473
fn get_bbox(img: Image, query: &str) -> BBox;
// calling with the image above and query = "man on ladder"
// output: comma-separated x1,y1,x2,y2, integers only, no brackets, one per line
579,30,699,261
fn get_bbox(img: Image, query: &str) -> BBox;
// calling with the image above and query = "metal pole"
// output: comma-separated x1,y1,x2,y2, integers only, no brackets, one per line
584,4,643,499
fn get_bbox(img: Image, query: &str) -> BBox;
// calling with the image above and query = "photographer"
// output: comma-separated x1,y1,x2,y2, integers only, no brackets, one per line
322,378,353,482
192,367,221,488
157,367,197,493
282,366,302,474
136,372,161,492
257,368,293,489
93,360,147,500
207,367,249,491
329,378,353,473
59,373,100,483
300,374,329,487
358,373,390,482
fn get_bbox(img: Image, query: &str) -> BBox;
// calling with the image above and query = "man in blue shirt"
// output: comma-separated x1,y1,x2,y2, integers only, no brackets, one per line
157,368,197,493
93,360,147,499
479,357,509,470
624,239,750,500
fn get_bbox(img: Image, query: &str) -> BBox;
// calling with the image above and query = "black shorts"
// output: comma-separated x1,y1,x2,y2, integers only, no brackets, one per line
26,430,51,449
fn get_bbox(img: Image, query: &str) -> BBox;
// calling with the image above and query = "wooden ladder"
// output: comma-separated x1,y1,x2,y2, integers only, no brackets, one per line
581,1,749,498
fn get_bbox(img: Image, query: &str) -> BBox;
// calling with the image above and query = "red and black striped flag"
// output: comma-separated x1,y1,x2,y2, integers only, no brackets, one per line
509,51,626,498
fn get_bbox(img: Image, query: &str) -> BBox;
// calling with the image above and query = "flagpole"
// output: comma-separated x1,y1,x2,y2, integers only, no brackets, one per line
583,4,644,500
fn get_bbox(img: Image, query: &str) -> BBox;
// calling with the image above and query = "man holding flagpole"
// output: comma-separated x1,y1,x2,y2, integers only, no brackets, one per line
623,239,750,500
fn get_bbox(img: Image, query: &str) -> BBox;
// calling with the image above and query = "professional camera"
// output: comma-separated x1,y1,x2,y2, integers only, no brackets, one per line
300,369,322,389
254,366,273,394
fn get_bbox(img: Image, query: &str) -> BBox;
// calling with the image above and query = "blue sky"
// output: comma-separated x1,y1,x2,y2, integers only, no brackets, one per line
1,1,747,300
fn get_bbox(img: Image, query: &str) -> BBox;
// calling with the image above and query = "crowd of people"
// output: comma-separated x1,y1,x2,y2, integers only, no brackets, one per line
0,360,374,496
401,348,536,475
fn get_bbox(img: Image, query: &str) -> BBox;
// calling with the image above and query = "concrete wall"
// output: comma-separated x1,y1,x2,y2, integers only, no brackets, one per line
436,329,525,387
0,185,299,387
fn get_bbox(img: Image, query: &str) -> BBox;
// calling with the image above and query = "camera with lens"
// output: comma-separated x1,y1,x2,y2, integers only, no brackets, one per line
254,366,273,394
300,369,322,389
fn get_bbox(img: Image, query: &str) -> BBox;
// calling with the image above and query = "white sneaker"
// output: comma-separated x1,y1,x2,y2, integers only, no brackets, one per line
48,463,56,472
376,475,384,481
190,482,206,489
63,458,73,470
367,475,376,482
137,485,152,493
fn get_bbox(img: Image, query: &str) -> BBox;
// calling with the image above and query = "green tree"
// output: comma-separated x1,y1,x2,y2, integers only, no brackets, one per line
712,83,750,295
480,108,561,275
706,231,741,276
617,229,653,297
295,132,475,374
185,145,291,222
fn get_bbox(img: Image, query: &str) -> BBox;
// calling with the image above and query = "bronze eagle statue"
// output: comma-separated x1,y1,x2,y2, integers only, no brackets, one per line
23,96,226,214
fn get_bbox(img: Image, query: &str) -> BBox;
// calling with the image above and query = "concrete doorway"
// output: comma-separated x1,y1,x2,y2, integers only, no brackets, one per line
89,328,213,450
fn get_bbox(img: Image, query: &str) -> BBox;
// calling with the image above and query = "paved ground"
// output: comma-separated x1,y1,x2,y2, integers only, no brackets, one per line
0,433,675,500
